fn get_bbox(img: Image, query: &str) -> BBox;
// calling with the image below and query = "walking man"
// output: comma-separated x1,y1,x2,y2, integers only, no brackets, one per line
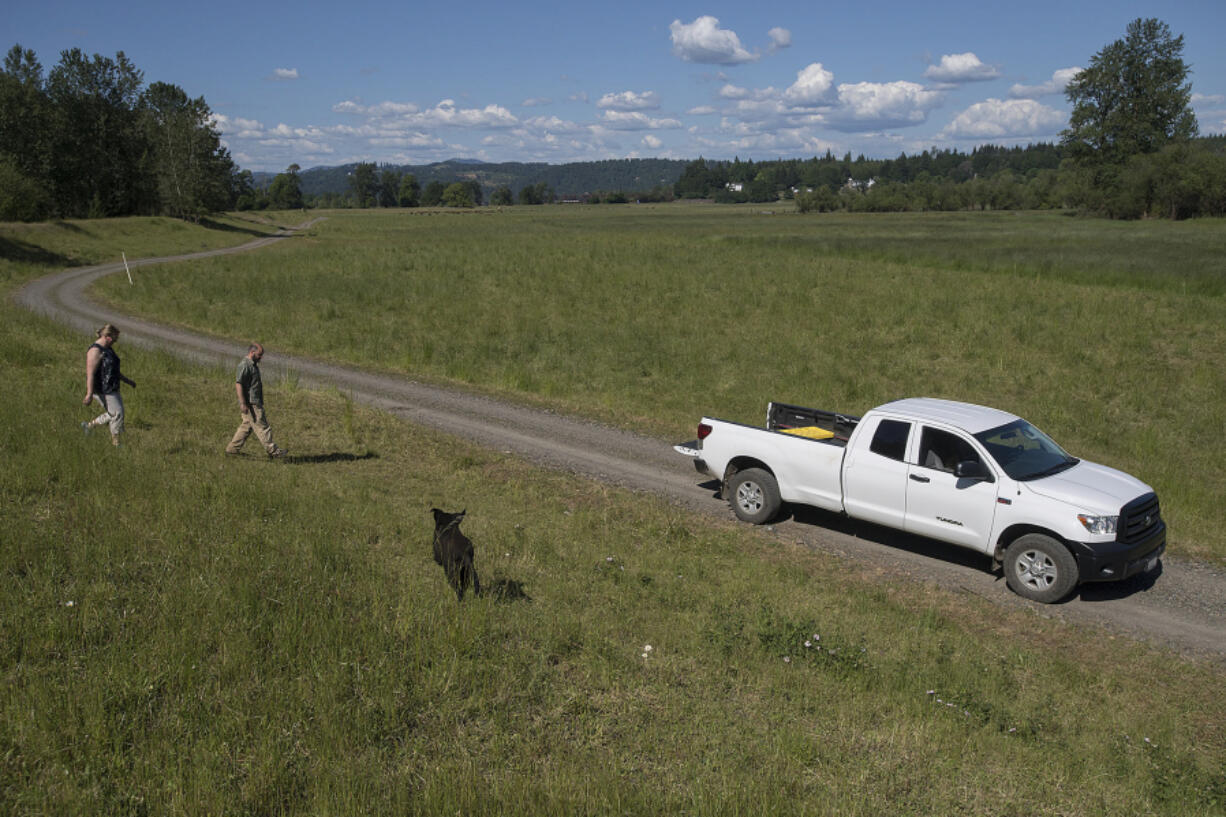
225,343,286,458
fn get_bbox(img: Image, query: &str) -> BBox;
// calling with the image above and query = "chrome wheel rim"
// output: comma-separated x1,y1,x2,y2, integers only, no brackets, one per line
736,480,764,514
1016,549,1057,590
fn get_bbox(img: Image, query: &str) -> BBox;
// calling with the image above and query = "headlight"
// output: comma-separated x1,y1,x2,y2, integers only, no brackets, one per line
1077,514,1118,535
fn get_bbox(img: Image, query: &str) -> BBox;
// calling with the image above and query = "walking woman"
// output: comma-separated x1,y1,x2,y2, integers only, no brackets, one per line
82,324,136,446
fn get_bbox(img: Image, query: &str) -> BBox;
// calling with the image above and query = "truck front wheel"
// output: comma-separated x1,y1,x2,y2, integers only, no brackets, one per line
1003,534,1078,603
728,468,781,524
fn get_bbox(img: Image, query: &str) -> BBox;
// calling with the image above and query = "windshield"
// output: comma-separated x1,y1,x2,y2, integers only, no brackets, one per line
974,419,1079,481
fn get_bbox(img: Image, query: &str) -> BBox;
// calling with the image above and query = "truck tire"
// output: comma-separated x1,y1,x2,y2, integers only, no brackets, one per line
1003,534,1078,603
728,468,781,524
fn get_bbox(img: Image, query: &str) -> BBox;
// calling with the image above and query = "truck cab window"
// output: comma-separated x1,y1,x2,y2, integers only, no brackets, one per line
869,419,911,461
919,427,980,473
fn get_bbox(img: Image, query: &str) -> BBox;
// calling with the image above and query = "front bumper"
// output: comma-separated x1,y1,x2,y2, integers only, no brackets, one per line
1069,522,1166,583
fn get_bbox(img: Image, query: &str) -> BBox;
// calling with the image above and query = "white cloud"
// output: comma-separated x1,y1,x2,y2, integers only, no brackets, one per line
332,99,420,117
598,110,683,131
597,90,661,111
270,68,299,81
923,53,999,84
368,133,446,148
643,134,663,149
670,16,756,65
941,98,1067,139
406,99,519,129
767,27,792,54
687,105,719,115
521,97,553,107
1191,93,1225,105
1009,67,1081,99
719,84,753,100
784,63,836,106
824,81,943,131
211,114,264,138
728,129,836,156
522,115,587,134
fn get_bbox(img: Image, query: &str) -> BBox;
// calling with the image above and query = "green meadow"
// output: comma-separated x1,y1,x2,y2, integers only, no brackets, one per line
99,206,1226,562
2,209,1224,815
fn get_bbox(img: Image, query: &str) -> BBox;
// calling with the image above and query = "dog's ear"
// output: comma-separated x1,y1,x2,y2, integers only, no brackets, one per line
459,509,467,519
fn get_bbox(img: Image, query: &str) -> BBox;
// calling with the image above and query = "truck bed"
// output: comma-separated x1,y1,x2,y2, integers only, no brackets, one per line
767,402,860,447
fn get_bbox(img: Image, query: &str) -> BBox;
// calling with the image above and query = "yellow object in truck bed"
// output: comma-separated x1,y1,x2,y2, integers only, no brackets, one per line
781,426,835,440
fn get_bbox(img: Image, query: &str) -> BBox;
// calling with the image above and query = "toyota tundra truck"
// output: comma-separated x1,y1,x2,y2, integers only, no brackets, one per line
674,398,1165,603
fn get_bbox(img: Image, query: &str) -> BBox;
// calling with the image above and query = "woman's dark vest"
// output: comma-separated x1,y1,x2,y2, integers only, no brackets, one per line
90,342,121,393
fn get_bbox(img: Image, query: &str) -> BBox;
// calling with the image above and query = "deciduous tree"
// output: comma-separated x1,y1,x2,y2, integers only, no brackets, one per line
490,185,513,206
348,162,377,208
421,180,445,207
1062,18,1197,165
268,164,304,210
398,173,420,207
140,81,235,220
46,48,146,217
441,182,474,208
378,169,401,207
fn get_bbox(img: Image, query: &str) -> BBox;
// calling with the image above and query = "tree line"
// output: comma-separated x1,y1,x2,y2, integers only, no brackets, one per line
0,44,247,222
5,20,1219,223
684,19,1224,219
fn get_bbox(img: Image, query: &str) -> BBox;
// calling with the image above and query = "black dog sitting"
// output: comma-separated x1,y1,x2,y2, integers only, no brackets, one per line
430,508,481,602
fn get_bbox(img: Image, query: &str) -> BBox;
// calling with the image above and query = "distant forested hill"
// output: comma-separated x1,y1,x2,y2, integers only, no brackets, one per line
283,158,688,198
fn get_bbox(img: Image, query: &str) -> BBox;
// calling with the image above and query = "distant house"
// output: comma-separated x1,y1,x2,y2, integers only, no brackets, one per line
726,182,744,192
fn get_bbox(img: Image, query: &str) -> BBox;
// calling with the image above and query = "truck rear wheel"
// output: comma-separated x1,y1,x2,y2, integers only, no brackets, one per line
1003,534,1078,603
728,468,781,524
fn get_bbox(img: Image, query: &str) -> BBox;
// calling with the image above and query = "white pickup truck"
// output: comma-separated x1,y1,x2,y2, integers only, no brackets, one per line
675,398,1165,603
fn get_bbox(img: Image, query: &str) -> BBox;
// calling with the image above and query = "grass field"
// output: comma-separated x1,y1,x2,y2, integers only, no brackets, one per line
2,210,1225,815
91,205,1226,563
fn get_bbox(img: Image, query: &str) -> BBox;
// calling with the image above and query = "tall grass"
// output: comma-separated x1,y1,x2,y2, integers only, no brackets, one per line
96,206,1226,562
2,294,1224,815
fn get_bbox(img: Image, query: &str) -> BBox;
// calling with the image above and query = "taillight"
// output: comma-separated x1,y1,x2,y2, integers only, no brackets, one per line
697,423,713,440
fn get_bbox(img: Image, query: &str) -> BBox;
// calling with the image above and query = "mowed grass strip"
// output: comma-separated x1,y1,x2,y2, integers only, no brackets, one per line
2,299,1225,816
95,206,1226,562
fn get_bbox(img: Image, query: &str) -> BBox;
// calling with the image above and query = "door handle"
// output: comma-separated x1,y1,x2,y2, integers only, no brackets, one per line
909,474,930,483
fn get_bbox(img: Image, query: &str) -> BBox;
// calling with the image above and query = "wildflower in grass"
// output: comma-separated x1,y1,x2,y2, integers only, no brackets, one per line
64,601,75,607
644,644,653,652
783,656,791,663
804,640,812,648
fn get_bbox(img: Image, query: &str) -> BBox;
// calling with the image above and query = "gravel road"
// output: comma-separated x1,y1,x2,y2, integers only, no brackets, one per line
15,221,1226,663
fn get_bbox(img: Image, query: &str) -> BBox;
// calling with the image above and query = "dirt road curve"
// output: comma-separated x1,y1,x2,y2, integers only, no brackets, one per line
15,221,1226,663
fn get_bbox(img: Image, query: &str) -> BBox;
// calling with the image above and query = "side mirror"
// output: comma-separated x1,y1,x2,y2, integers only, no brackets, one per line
955,460,992,482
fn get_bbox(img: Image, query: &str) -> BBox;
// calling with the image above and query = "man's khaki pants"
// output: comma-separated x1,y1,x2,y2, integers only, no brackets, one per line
226,405,276,454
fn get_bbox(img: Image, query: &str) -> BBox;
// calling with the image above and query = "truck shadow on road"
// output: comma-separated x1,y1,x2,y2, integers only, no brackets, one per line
1074,564,1162,601
788,503,1163,603
698,480,1163,604
787,504,995,573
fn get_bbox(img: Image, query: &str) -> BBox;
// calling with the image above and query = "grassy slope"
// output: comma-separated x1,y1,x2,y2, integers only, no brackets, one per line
95,206,1226,562
2,212,1224,815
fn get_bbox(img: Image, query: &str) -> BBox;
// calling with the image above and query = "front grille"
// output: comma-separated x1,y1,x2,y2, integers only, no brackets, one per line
1118,492,1162,544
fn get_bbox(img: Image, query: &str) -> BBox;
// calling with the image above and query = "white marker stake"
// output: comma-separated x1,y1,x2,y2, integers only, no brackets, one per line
122,252,133,285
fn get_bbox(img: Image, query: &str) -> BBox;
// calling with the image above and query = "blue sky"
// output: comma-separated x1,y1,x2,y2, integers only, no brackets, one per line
8,1,1225,172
